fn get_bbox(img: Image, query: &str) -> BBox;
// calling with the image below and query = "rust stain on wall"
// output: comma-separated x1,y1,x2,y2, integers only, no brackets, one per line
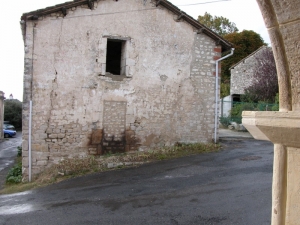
89,128,140,155
91,129,102,145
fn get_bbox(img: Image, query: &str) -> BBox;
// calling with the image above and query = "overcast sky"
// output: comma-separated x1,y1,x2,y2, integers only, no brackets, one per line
0,0,269,101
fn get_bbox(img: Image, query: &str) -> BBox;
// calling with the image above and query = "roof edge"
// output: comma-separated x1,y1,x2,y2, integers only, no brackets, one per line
229,45,271,70
21,0,232,51
157,0,232,51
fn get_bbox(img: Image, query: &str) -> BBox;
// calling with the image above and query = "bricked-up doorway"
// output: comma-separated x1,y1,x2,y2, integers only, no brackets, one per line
102,101,127,154
106,39,126,75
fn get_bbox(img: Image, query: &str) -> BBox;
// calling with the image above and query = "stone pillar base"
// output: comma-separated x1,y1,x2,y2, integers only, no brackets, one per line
242,111,300,225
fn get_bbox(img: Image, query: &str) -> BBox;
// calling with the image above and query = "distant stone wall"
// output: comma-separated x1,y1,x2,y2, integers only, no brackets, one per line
0,91,4,140
230,46,272,95
21,0,222,179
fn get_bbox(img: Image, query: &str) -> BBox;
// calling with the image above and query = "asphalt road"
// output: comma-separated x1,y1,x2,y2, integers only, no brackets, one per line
0,132,22,189
0,139,273,225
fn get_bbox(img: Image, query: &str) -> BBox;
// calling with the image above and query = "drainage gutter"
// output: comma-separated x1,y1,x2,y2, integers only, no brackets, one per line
214,48,234,144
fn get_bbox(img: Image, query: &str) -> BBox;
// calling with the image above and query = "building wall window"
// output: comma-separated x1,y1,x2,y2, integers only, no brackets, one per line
105,39,126,76
99,35,132,78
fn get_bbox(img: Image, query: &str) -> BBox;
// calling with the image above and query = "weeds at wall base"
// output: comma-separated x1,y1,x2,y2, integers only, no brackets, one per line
5,146,22,186
1,143,220,195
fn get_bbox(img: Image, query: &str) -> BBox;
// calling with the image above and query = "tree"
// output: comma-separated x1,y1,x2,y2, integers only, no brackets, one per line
4,99,22,129
198,12,239,36
221,30,266,83
220,82,230,98
241,48,278,103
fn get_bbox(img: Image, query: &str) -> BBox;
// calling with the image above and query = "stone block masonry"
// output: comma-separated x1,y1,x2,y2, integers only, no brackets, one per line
230,46,272,95
20,0,230,180
102,101,127,154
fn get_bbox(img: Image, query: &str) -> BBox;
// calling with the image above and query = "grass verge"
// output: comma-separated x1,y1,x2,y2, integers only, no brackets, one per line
0,143,220,195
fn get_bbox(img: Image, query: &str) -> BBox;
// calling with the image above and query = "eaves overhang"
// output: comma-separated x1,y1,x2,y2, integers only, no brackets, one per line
21,0,232,52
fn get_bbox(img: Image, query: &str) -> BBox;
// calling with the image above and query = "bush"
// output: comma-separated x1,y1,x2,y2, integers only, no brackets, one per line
271,93,279,111
4,99,22,129
219,116,231,127
220,83,230,98
17,146,22,157
6,162,22,184
6,146,23,184
226,100,279,127
230,102,256,118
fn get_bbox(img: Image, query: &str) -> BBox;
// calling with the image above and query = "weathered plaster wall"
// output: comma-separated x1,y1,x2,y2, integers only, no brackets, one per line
0,91,4,140
22,0,221,178
230,46,272,95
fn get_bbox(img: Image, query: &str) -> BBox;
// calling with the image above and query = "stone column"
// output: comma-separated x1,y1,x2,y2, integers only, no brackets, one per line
0,91,5,140
272,144,287,225
242,1,300,224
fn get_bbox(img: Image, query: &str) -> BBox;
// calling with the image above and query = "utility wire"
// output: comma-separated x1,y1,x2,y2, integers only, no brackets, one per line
176,0,231,6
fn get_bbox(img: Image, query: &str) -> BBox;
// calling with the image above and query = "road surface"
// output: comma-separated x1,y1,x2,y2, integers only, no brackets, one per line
0,139,273,225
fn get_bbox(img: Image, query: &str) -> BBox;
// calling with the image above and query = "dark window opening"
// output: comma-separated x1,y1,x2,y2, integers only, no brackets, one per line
232,94,241,102
106,39,123,75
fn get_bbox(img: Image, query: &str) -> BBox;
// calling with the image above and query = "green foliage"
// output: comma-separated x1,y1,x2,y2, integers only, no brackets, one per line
220,82,230,98
219,116,231,127
4,99,22,129
221,97,279,129
227,101,279,125
271,93,279,111
6,146,23,185
17,146,22,157
231,102,256,117
271,104,279,111
6,162,22,184
198,12,238,36
222,30,266,82
240,91,255,103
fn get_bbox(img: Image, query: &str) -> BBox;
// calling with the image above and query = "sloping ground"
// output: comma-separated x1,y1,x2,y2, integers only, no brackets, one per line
0,139,273,225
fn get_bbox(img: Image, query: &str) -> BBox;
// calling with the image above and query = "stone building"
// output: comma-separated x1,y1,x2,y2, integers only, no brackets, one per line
0,91,4,140
219,46,274,119
20,0,232,178
230,46,272,96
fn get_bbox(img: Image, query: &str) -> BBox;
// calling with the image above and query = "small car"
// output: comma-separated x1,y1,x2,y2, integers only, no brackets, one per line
3,129,17,138
3,124,15,130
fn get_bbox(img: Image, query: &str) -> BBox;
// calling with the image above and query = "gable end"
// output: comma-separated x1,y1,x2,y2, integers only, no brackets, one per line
21,0,232,52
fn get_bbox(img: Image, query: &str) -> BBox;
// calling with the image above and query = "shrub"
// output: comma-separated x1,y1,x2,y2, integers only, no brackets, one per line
271,93,279,111
6,146,23,184
220,83,230,98
219,116,231,127
230,102,256,117
4,99,22,129
6,162,22,184
17,146,22,157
